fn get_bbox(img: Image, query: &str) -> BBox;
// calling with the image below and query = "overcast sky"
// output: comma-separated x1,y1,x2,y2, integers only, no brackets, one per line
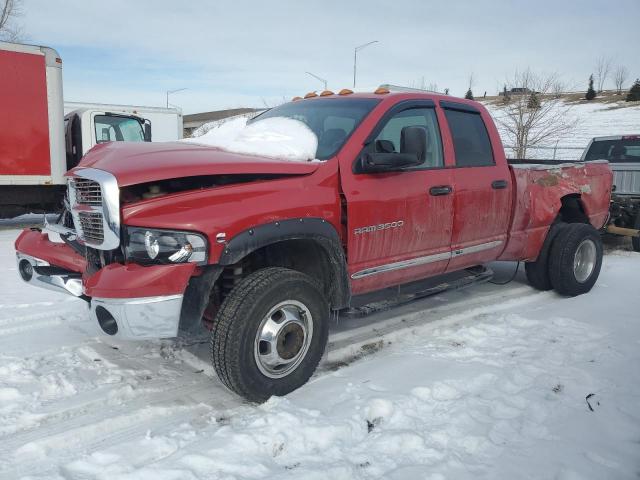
20,0,640,114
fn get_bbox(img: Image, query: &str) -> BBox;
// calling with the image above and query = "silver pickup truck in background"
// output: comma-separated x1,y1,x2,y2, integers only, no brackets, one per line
582,135,640,251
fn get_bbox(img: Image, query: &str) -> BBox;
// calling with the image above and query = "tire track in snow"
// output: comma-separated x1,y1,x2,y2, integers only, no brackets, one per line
0,305,85,332
0,341,223,442
2,403,214,479
0,377,238,478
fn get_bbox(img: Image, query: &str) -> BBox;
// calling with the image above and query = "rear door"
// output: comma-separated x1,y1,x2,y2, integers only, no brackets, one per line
340,100,454,295
440,102,512,271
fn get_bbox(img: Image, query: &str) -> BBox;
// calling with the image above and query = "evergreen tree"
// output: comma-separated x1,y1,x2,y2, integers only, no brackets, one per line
465,88,474,100
626,78,640,102
585,74,596,100
527,91,540,109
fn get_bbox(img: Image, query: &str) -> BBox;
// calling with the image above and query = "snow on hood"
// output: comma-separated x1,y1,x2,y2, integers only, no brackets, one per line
184,116,319,162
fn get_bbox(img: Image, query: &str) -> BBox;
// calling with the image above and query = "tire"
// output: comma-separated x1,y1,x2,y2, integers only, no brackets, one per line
632,213,640,253
211,267,329,403
525,223,568,291
548,223,603,296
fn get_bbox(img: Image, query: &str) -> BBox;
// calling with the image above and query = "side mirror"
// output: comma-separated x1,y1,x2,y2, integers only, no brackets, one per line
400,125,427,161
359,125,428,173
360,151,422,172
143,121,152,142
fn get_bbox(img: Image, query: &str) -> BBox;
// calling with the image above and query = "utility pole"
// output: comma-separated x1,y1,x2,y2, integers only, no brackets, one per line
166,88,187,108
353,40,378,89
305,71,328,91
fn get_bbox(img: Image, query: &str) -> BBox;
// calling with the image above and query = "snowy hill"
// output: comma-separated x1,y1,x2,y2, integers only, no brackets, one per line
482,99,640,160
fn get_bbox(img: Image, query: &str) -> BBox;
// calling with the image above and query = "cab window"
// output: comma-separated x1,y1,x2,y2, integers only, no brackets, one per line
444,109,494,167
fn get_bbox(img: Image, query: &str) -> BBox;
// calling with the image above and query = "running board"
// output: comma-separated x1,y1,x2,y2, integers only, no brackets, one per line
342,266,494,318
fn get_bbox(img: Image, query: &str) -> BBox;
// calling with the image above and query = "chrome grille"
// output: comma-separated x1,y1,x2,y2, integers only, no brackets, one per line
67,169,120,250
73,178,102,205
612,167,640,196
78,212,104,243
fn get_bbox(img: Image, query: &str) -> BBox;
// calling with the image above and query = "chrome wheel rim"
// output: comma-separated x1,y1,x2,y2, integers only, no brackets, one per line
574,239,597,283
254,300,313,379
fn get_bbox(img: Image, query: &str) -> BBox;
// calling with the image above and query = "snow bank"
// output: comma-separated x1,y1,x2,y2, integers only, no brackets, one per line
184,116,319,162
484,100,640,160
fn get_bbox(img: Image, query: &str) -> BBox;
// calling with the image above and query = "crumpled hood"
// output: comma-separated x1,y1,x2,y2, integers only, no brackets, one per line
72,141,320,187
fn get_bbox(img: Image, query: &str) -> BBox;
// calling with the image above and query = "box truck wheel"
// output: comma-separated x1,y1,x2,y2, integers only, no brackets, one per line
548,223,603,296
211,267,329,402
525,223,568,291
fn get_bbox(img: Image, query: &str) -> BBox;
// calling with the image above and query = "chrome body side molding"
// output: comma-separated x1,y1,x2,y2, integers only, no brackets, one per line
351,240,503,279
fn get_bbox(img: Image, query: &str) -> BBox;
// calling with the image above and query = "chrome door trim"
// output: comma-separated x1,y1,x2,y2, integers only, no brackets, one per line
351,240,503,279
451,240,503,257
351,251,451,279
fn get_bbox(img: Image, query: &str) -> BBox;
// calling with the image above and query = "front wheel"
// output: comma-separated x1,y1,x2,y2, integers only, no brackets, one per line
548,223,603,296
211,267,329,403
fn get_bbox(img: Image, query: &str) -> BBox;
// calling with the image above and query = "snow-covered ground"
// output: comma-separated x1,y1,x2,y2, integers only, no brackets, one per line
1,227,639,479
484,100,640,160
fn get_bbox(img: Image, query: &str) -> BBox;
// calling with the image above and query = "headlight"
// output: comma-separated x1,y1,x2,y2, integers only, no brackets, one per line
125,227,208,265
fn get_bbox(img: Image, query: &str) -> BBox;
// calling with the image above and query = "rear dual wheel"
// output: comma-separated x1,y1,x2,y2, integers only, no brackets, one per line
526,223,603,297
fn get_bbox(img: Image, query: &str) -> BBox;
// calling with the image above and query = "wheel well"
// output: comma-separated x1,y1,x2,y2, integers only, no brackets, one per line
557,194,590,224
215,238,350,313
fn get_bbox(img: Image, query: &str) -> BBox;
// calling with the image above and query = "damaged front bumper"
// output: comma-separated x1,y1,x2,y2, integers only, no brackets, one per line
15,229,196,341
16,252,84,297
90,294,184,339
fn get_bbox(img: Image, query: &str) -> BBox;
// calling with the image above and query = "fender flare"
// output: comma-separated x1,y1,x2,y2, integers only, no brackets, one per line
218,218,350,309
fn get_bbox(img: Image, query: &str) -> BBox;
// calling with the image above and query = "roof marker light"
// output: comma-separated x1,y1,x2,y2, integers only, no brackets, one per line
320,90,334,96
292,96,303,101
338,89,354,95
304,92,318,99
374,87,390,94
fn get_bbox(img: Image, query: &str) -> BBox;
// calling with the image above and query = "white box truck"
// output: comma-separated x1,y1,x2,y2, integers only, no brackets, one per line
0,41,183,217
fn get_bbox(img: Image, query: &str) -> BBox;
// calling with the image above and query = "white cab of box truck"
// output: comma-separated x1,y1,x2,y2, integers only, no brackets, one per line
0,41,183,217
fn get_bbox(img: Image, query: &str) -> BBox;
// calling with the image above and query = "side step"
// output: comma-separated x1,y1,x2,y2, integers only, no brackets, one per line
342,266,494,318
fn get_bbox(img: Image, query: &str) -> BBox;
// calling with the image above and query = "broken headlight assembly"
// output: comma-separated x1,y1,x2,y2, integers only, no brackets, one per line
124,227,208,265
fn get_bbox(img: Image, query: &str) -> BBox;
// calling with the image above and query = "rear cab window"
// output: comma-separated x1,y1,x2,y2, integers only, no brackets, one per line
443,105,494,167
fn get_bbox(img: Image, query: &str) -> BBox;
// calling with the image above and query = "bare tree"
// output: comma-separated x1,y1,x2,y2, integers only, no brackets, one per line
408,77,439,92
494,69,578,159
0,0,24,42
595,55,613,92
614,65,629,95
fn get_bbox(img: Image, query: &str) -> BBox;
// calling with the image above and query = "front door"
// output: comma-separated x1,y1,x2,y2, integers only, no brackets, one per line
340,102,454,295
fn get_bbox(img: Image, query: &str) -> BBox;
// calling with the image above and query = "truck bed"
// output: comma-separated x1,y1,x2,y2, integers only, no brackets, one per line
499,159,612,262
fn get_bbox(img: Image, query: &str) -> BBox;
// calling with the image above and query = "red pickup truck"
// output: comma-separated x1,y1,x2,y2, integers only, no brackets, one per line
15,90,612,402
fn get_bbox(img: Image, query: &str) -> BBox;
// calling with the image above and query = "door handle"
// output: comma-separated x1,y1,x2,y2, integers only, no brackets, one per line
491,180,508,190
429,185,453,196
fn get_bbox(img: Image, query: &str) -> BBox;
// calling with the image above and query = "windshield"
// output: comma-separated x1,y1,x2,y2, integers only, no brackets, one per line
94,115,145,143
585,138,640,163
249,98,380,160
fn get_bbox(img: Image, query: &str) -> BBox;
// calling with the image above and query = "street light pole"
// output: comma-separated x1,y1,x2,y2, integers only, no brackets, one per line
166,88,187,108
305,71,328,91
353,40,378,89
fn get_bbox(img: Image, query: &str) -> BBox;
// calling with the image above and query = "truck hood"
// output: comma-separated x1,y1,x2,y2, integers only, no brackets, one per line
74,141,321,187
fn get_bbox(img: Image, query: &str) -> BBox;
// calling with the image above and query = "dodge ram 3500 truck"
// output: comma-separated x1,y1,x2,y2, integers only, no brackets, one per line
14,90,612,402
